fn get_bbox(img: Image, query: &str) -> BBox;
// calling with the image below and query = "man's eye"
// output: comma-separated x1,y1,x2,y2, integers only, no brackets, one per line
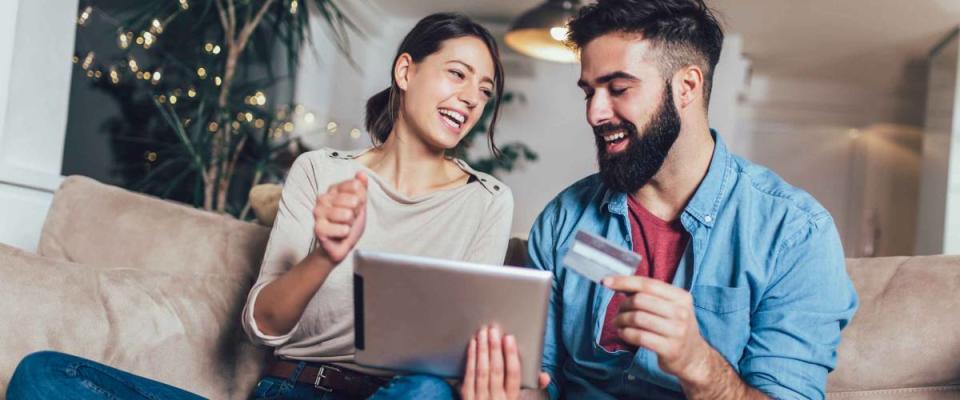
611,87,627,96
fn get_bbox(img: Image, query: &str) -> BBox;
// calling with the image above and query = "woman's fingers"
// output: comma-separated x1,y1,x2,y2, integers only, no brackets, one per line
503,335,522,399
475,327,490,399
538,372,551,390
488,326,505,393
461,338,477,400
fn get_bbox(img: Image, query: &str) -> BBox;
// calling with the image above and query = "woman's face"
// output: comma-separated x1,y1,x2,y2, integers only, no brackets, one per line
396,36,496,150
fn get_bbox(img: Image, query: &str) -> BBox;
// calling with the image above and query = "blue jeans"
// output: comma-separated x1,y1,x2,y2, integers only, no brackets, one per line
6,351,455,400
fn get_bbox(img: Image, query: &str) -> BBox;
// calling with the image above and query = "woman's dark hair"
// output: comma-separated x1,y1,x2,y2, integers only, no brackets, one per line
365,13,505,156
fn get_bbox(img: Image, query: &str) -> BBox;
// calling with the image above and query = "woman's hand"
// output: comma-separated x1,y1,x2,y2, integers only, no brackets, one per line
313,171,368,264
461,325,551,400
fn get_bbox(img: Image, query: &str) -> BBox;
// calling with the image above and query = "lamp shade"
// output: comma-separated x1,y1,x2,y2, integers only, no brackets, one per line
504,0,581,63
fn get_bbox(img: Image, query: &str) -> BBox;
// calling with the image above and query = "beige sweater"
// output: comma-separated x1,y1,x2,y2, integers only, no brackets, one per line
241,148,514,374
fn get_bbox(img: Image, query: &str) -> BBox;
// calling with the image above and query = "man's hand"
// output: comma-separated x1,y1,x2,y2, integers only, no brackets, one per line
313,171,368,264
461,325,551,400
602,276,769,400
602,275,711,379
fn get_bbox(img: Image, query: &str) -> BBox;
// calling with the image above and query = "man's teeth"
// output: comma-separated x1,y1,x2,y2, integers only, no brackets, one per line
603,131,626,142
440,109,465,127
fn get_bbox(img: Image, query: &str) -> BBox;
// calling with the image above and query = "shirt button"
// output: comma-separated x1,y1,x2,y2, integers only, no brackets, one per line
331,152,339,157
704,215,713,223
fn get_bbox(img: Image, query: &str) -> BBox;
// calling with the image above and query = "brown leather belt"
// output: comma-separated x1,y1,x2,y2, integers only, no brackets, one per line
264,359,389,399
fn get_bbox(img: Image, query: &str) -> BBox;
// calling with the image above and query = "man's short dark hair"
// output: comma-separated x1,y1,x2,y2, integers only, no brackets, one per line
567,0,724,104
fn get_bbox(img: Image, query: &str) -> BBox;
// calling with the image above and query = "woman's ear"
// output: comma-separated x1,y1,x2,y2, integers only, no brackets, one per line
394,53,414,91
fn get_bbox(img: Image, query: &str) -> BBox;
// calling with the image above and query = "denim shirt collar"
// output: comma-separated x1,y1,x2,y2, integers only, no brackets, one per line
601,130,730,228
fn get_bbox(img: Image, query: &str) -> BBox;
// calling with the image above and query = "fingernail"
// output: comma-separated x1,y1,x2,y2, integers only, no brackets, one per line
601,278,611,286
490,325,500,337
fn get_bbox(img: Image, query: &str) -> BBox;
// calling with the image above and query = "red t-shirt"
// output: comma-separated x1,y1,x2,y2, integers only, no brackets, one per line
599,195,690,352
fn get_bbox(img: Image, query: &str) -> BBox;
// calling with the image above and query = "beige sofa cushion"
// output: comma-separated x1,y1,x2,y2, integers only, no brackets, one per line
826,256,960,398
38,176,270,278
0,243,266,399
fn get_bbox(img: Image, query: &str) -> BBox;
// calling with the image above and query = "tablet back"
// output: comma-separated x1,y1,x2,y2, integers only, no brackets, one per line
353,250,551,388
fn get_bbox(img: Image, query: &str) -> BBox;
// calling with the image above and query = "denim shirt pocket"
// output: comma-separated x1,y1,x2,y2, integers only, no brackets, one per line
691,285,751,370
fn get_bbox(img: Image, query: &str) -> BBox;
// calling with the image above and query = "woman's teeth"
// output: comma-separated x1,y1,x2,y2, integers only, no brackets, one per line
439,109,465,128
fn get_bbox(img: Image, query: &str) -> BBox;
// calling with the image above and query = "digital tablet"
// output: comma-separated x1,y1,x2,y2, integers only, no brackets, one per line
353,250,552,388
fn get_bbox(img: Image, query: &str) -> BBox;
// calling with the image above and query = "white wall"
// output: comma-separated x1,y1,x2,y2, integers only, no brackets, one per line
741,72,926,257
295,12,751,237
916,29,960,255
0,0,76,250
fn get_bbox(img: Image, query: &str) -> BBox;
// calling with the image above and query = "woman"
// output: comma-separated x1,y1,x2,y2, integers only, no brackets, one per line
7,12,543,400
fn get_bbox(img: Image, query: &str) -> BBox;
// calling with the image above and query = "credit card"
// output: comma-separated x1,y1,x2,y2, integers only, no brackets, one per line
562,229,639,283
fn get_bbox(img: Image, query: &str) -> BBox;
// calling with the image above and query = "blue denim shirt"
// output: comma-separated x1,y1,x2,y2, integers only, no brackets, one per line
527,133,858,400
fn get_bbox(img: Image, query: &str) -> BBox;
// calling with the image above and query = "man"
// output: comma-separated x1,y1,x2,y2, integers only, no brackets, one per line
526,0,858,399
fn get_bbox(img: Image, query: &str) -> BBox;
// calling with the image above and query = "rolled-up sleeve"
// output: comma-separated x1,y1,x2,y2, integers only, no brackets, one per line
241,154,319,346
739,216,858,400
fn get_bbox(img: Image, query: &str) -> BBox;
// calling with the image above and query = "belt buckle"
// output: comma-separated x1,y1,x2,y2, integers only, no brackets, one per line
314,365,340,393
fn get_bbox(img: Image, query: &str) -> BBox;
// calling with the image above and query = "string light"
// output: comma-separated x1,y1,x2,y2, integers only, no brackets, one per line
243,112,254,122
214,76,222,86
86,70,95,78
77,6,92,26
290,0,298,15
326,121,338,133
94,70,102,78
187,87,197,98
179,0,189,10
212,45,221,55
81,52,95,70
151,70,162,84
72,56,79,64
208,121,219,132
204,43,214,52
142,31,155,49
196,67,207,78
135,36,144,45
136,71,144,79
254,119,265,128
157,94,167,103
283,122,294,132
350,128,361,139
118,32,132,49
143,71,152,81
128,57,139,72
150,19,163,35
109,67,119,84
231,121,241,130
304,112,315,123
169,95,178,104
146,151,158,162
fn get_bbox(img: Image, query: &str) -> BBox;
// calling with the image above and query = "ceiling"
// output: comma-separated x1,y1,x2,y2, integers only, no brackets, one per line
365,0,960,93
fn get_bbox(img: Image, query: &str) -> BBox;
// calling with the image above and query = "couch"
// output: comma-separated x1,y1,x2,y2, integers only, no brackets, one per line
0,176,958,399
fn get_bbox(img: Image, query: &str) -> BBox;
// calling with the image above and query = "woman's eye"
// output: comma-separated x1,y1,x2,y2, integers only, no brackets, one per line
449,69,465,79
481,89,493,98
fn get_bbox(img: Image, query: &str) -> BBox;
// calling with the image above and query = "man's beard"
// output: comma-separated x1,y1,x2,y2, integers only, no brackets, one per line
594,83,682,194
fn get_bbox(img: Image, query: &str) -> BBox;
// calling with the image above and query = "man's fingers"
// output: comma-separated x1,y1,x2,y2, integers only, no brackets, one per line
619,326,669,353
488,326,505,392
602,275,688,302
613,311,679,338
503,335,522,398
618,293,677,319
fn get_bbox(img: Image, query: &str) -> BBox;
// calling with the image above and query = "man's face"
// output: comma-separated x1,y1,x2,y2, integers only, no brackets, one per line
578,33,682,194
